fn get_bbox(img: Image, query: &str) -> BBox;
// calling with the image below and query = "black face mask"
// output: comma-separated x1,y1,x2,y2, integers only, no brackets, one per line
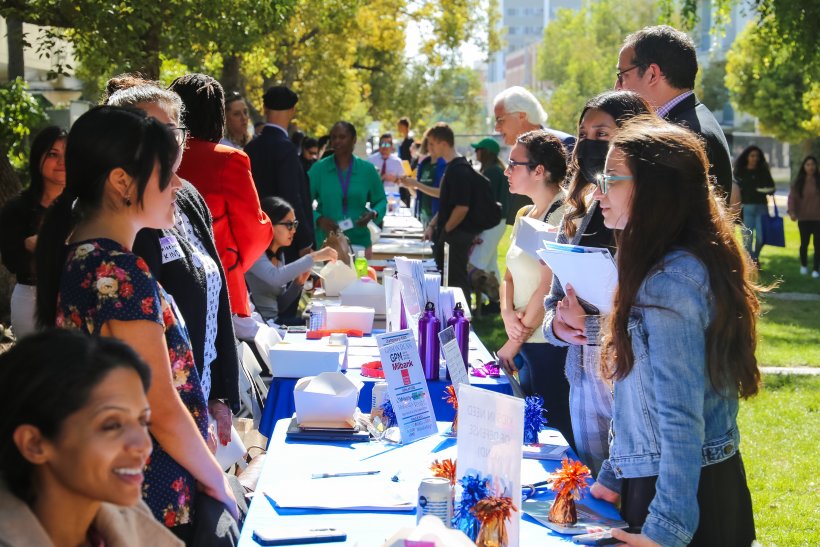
575,139,609,184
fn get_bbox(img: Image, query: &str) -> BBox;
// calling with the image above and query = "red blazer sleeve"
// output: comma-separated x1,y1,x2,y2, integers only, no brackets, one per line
219,149,273,274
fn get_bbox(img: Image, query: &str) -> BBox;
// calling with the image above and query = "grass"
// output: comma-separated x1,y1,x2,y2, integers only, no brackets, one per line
473,217,820,542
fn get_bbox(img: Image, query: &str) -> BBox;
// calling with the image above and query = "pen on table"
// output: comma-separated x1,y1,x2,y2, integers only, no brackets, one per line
311,470,381,479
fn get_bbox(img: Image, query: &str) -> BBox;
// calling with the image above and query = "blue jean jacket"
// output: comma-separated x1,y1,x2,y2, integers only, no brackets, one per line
596,250,742,547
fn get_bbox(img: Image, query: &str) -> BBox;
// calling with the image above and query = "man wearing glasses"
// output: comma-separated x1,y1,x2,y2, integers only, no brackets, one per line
366,133,406,202
615,25,737,207
492,86,575,225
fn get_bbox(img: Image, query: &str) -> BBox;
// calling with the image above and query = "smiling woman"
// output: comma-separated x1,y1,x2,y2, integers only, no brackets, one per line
0,329,182,546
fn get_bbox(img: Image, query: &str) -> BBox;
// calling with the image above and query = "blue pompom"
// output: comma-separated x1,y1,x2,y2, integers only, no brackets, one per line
379,398,397,428
523,395,548,444
454,473,490,540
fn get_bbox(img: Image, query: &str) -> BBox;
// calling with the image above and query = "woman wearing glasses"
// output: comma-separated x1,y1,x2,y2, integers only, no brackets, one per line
542,91,652,474
589,117,758,547
246,197,337,325
107,78,243,458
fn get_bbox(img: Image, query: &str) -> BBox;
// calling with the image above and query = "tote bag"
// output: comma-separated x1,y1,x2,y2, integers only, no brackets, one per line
761,195,786,248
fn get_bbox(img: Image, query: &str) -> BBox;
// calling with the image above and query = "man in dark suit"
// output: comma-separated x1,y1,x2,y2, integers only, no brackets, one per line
493,86,576,224
615,25,739,208
245,86,314,262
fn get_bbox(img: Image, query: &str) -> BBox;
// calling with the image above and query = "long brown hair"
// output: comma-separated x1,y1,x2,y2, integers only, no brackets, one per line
564,91,652,238
602,116,761,399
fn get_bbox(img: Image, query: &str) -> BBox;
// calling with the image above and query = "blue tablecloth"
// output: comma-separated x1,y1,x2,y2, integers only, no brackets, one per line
258,331,510,439
238,419,623,546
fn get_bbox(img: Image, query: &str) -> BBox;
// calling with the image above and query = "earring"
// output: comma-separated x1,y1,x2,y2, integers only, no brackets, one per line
124,195,132,207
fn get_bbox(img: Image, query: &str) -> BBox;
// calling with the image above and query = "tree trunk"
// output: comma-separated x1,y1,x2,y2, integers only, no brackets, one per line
6,15,25,81
0,145,23,326
136,24,162,80
221,54,243,94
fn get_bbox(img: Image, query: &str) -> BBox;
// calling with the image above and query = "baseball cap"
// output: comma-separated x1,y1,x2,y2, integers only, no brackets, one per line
470,137,500,156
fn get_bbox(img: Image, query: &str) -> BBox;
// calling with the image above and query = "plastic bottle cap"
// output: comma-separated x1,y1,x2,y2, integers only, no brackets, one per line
357,250,365,257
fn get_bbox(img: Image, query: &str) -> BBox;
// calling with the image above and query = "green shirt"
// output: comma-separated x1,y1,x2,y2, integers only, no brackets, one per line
483,163,511,218
308,155,387,248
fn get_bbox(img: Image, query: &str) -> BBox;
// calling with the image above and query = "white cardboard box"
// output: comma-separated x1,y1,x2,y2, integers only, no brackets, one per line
269,341,345,378
294,372,363,425
516,216,558,259
340,279,386,315
325,306,376,334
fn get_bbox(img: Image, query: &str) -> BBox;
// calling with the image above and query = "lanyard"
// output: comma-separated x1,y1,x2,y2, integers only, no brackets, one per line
336,160,354,215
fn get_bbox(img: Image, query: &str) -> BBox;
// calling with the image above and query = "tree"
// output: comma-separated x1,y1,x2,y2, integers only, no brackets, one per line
697,58,729,112
537,0,662,133
0,78,48,172
725,17,818,144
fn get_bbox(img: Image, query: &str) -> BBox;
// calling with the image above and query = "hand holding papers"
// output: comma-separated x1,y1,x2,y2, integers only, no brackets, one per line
536,242,618,314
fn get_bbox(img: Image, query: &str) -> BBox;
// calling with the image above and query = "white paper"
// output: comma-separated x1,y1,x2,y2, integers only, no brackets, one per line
536,246,617,314
515,216,558,259
457,385,524,546
438,326,471,390
377,335,438,444
208,416,246,471
265,474,416,511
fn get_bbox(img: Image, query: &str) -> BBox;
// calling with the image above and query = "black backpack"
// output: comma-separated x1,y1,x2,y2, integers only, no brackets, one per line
447,157,502,232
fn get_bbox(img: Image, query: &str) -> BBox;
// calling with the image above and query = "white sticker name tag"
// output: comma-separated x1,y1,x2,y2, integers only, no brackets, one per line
338,218,354,231
160,236,184,264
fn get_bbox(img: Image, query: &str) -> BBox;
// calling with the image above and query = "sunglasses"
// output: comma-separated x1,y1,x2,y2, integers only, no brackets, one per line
169,126,188,147
594,174,633,194
616,64,644,85
276,220,299,231
379,142,392,148
507,159,537,169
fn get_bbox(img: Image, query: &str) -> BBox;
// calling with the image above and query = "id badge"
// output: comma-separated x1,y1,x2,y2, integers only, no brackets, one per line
160,235,184,264
338,218,354,231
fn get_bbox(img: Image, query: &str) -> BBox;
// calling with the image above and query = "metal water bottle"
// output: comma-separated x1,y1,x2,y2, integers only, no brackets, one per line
446,302,470,374
418,301,441,381
399,292,408,330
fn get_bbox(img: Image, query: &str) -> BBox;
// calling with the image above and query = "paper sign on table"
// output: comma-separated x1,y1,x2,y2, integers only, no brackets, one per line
438,326,470,390
376,331,438,444
456,385,524,546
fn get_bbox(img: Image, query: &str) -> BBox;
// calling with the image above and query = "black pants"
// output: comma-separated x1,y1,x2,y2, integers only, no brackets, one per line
620,453,755,546
798,220,820,271
434,228,477,306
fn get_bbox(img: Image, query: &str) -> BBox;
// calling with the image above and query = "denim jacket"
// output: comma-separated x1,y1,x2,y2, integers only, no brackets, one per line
596,250,742,547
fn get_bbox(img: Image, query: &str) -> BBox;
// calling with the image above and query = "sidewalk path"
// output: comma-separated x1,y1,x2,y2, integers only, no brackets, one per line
760,366,820,376
764,292,820,302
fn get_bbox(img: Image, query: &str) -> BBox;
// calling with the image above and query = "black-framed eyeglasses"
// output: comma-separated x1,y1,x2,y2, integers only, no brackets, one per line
507,159,537,169
616,64,644,85
169,126,188,147
276,220,299,231
594,174,633,194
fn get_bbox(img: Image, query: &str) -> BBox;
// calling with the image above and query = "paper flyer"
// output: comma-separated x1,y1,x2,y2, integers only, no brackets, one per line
438,326,470,390
457,385,524,546
376,332,438,444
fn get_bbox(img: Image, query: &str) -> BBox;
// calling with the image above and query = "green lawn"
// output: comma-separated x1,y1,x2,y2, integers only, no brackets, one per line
756,216,820,295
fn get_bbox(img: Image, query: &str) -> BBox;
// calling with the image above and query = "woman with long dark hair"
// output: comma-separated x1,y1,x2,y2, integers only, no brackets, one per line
0,329,182,546
589,117,758,546
34,106,237,540
735,145,776,264
0,126,67,337
541,90,651,473
220,91,251,149
787,155,820,277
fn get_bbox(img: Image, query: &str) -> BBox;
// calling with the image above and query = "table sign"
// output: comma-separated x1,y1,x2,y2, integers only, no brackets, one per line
438,326,470,389
456,385,524,546
376,330,438,443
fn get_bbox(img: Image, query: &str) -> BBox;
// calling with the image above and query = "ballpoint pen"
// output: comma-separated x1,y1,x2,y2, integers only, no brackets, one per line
311,470,381,479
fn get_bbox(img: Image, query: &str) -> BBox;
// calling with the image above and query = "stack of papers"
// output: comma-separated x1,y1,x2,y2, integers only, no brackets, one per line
536,242,618,314
265,473,416,511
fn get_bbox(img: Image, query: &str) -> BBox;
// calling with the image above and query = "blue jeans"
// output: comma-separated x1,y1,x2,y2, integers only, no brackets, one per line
742,203,767,260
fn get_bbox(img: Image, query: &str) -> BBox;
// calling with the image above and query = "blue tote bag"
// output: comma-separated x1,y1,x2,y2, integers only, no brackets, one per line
761,195,786,248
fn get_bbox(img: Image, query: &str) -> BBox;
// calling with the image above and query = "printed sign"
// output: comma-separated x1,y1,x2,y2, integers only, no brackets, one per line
376,330,438,444
438,326,470,390
457,385,524,546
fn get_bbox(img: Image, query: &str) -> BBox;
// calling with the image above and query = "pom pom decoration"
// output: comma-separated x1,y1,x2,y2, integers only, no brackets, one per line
444,384,459,433
379,398,397,428
454,474,490,541
523,395,548,445
430,458,457,486
473,495,518,547
548,457,591,525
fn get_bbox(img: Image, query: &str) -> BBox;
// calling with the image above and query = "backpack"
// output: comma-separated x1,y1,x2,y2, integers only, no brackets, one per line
447,157,502,231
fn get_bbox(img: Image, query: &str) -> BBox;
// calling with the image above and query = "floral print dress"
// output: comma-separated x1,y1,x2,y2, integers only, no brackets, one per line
56,238,208,529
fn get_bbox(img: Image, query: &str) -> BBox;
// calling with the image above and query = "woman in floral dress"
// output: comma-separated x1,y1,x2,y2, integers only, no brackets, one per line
35,106,237,541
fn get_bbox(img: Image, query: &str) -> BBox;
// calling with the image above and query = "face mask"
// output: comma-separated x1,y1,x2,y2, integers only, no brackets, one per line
575,139,609,183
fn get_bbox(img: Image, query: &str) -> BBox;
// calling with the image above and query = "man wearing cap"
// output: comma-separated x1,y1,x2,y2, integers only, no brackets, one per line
245,85,314,263
469,137,509,289
367,133,406,205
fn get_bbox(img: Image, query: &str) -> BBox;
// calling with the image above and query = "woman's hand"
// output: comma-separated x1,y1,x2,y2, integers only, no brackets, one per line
553,283,588,345
200,474,240,520
609,529,661,547
502,310,534,343
24,235,38,253
317,216,339,233
207,400,233,447
423,224,435,241
355,210,377,227
496,340,522,374
398,176,416,189
589,481,620,504
311,246,338,263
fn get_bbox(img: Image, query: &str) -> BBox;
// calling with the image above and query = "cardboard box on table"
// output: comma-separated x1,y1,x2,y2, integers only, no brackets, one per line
268,342,345,378
324,306,376,333
293,372,363,427
340,278,386,315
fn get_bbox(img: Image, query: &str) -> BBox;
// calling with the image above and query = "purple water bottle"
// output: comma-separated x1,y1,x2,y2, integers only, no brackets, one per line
399,292,408,330
418,301,441,381
446,302,470,375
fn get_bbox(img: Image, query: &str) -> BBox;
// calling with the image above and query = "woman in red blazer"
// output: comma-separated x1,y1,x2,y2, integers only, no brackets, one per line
171,74,273,317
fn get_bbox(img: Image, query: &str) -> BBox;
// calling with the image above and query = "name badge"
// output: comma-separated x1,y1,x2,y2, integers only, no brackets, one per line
338,218,354,231
160,236,184,264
